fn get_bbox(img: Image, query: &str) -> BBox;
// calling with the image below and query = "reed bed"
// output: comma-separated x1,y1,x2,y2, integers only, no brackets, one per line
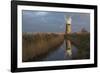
22,32,64,62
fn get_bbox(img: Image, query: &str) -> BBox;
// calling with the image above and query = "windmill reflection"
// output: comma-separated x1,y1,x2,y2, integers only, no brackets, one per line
65,39,72,57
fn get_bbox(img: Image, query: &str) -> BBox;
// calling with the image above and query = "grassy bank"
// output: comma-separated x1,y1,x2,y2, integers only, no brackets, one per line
22,32,64,62
65,33,90,59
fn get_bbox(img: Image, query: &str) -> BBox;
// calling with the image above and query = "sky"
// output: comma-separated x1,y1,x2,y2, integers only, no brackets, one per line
22,10,90,32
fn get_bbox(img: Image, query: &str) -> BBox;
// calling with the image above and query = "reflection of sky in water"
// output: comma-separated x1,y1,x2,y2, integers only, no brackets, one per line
22,10,90,32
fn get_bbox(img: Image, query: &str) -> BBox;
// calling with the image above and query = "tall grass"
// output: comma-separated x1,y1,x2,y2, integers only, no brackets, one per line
22,32,64,62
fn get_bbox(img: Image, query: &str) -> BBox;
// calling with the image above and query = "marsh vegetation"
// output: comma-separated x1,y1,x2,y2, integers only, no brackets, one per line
22,32,64,62
65,33,90,59
22,32,90,62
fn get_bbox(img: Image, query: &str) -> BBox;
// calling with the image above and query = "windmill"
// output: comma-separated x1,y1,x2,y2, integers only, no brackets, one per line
65,16,72,34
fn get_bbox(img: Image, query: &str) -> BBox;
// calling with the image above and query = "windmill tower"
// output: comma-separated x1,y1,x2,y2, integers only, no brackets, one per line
66,16,72,34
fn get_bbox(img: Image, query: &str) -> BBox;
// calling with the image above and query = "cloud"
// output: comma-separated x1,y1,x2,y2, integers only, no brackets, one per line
35,12,48,16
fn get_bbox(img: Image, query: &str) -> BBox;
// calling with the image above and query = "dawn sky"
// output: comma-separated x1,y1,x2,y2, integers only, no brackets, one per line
22,10,90,32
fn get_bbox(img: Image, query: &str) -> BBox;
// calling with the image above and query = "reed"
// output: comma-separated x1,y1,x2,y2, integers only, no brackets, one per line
22,32,64,62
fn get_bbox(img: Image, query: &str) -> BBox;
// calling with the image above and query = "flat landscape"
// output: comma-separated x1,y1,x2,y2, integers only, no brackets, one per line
22,32,64,62
22,32,90,62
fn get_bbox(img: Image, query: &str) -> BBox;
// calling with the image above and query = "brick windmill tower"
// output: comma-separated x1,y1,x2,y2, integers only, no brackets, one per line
66,16,72,34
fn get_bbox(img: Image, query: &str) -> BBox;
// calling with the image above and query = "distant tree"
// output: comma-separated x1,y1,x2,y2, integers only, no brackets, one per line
81,28,88,32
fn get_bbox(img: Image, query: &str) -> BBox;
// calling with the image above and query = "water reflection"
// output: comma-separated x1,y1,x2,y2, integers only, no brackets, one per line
65,40,72,57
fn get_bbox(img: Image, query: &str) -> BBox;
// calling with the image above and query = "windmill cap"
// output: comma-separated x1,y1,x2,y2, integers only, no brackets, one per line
67,16,72,24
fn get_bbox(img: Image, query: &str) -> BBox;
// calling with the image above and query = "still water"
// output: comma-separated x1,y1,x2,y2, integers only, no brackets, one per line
42,40,77,61
42,39,90,61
